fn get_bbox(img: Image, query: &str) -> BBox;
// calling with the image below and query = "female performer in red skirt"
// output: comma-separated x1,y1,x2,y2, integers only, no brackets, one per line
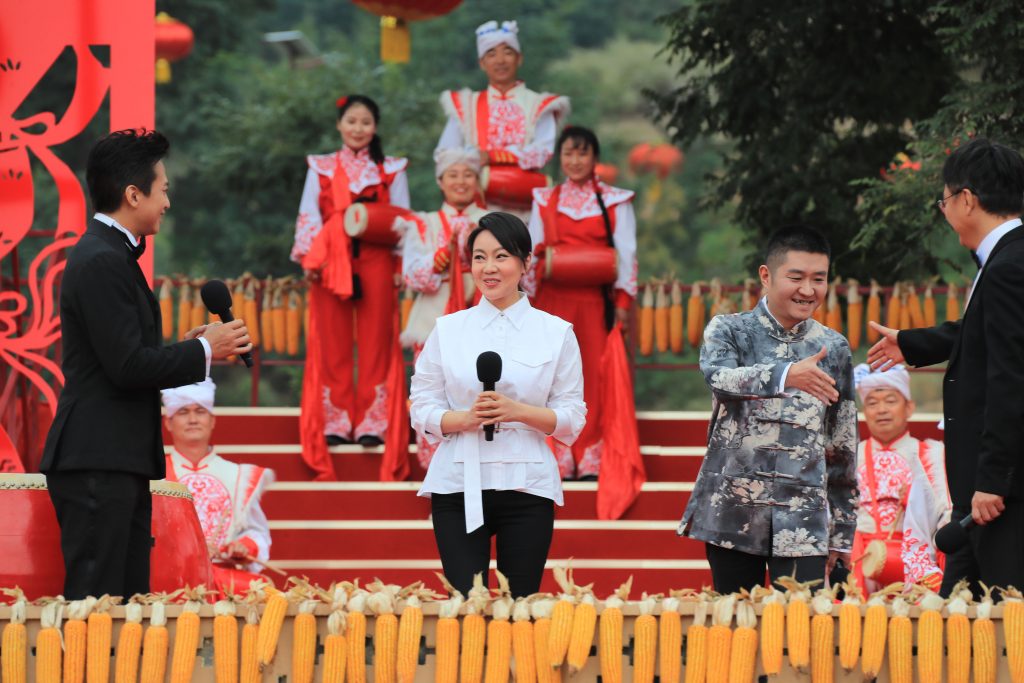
291,95,409,460
528,125,638,481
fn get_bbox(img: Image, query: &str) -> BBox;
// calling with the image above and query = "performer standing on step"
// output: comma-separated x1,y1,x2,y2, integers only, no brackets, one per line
850,364,950,593
679,225,858,594
409,212,585,598
400,148,490,469
162,379,274,587
527,125,638,481
291,94,410,453
436,20,570,220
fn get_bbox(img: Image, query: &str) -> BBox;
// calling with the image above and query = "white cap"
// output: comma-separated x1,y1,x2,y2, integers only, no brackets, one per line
853,363,911,403
162,378,216,416
435,147,482,179
476,20,520,59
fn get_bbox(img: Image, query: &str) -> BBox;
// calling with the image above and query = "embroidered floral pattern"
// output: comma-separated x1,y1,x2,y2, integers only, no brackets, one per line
323,387,351,439
179,472,232,551
487,98,527,150
857,450,913,532
577,439,602,477
291,212,317,261
416,433,438,470
355,383,389,439
553,440,575,479
338,146,383,195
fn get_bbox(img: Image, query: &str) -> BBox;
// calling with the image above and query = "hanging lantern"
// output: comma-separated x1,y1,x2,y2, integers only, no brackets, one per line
649,144,684,179
351,1,463,63
595,162,619,184
155,12,194,84
628,143,654,175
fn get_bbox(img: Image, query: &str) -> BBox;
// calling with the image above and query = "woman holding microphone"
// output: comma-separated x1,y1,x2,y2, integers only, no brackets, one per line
409,211,586,598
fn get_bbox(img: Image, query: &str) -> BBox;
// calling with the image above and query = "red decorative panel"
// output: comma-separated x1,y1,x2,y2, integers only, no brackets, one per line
0,0,155,471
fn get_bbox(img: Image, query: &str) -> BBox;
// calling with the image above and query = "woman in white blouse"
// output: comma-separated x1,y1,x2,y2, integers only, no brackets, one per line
409,211,586,597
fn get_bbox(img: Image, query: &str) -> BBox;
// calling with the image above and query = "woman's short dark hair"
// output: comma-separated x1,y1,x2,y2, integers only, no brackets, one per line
557,125,600,159
86,129,169,213
467,212,532,264
943,137,1024,216
337,94,385,165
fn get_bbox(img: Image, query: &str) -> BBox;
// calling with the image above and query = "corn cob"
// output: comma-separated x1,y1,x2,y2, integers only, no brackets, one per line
483,584,513,683
860,588,889,681
190,283,206,329
461,574,490,683
708,278,723,319
923,279,937,327
286,289,302,356
36,599,64,683
213,598,240,683
728,597,757,683
272,282,288,355
740,278,757,312
598,580,630,683
232,278,246,318
639,284,655,356
846,278,862,350
946,582,972,683
906,281,925,327
510,599,536,683
346,589,369,683
530,599,559,683
239,602,260,683
945,282,960,322
654,280,670,353
2,588,28,683
548,568,576,670
291,597,318,683
632,593,659,683
777,577,811,674
397,586,428,683
139,598,169,683
887,594,912,683
890,282,906,329
368,582,399,683
684,592,710,683
64,598,97,683
916,588,945,683
114,599,144,683
866,279,882,343
322,609,347,683
687,282,706,348
434,576,463,683
703,594,731,683
669,280,684,354
1004,586,1024,683
261,277,275,353
566,589,597,674
244,279,260,346
257,586,290,670
825,277,842,333
400,288,414,333
756,587,784,677
169,591,204,683
177,280,192,341
658,592,683,683
837,585,862,672
974,585,997,683
809,588,834,683
160,279,174,340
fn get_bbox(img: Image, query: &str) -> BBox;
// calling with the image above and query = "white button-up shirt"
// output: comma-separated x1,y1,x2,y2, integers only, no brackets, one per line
410,294,586,531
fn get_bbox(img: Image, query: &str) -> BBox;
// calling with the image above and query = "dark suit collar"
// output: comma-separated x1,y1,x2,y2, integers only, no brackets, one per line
87,217,146,260
986,221,1024,266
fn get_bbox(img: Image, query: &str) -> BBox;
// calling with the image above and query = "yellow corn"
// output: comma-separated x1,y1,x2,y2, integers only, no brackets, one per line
36,600,64,683
809,590,834,683
169,599,202,683
368,587,398,683
346,591,369,683
286,289,302,356
191,284,206,329
669,280,685,353
272,284,288,356
886,282,902,329
460,614,485,683
160,280,174,340
974,586,997,683
1004,587,1024,683
654,280,670,353
860,592,888,681
846,278,862,350
212,599,239,683
547,598,574,670
240,607,260,683
2,590,28,683
923,280,937,326
86,597,114,683
177,281,192,341
916,590,945,683
114,601,144,683
946,583,972,683
639,284,655,356
781,580,810,674
531,600,558,683
292,600,318,683
232,278,246,318
139,601,169,683
511,599,536,683
322,610,347,683
887,597,912,683
905,281,925,327
566,593,596,674
258,588,289,669
703,595,732,683
245,279,260,346
687,282,706,348
659,595,682,683
397,594,424,683
728,599,757,683
866,279,882,343
825,277,843,333
945,282,959,322
483,598,513,683
261,278,275,353
64,599,95,683
684,595,709,683
758,590,784,677
837,592,861,671
632,595,659,683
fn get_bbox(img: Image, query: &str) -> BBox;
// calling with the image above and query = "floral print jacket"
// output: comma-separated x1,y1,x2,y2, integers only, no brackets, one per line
679,299,859,557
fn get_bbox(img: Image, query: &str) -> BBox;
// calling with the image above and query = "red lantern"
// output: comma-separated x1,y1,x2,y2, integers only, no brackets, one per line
595,162,619,184
351,1,464,63
155,12,194,84
648,144,684,179
628,143,654,175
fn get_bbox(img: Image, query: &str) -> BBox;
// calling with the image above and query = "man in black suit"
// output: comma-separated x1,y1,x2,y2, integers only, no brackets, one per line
868,137,1024,596
41,129,252,599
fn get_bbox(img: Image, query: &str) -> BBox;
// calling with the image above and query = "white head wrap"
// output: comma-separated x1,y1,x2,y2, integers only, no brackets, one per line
853,363,911,403
435,147,482,179
162,378,216,416
476,20,520,59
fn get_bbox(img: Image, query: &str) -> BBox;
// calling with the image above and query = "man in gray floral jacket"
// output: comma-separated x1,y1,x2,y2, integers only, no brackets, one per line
680,225,858,594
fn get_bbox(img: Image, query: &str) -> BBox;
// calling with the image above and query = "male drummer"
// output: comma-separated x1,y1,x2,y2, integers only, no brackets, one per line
435,19,570,218
162,379,274,575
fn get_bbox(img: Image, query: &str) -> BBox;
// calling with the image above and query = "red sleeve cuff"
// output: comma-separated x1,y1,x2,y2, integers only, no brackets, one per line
237,536,259,557
615,290,634,310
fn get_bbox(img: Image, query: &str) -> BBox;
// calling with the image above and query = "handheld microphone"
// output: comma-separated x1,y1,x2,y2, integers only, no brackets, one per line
934,514,975,555
200,279,254,368
476,351,502,442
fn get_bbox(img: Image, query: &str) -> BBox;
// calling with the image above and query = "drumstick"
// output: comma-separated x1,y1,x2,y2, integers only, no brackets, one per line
241,554,289,577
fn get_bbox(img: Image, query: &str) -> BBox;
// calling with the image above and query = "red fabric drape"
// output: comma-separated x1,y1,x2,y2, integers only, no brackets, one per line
596,324,645,519
299,283,336,481
301,159,353,298
380,308,411,481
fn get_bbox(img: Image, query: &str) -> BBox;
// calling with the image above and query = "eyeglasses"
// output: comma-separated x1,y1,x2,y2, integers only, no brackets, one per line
936,188,969,210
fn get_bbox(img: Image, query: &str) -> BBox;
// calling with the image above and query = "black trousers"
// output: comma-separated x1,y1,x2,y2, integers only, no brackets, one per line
431,490,554,598
47,471,153,599
706,543,827,595
940,502,1024,599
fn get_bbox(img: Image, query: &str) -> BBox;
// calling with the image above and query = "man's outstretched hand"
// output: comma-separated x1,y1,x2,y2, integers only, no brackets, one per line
866,321,906,371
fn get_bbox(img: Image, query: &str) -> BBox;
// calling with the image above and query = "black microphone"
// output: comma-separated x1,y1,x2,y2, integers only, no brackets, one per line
935,514,975,555
476,351,502,442
200,279,254,368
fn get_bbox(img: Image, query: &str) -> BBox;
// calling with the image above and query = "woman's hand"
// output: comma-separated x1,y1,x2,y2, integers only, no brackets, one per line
440,410,486,435
473,391,522,426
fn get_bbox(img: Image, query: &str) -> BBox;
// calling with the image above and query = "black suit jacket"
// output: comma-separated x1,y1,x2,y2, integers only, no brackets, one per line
40,219,206,478
899,224,1024,510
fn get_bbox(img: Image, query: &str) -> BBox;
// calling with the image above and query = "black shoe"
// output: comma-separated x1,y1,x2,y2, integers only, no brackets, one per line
357,434,384,447
576,474,598,482
326,435,352,446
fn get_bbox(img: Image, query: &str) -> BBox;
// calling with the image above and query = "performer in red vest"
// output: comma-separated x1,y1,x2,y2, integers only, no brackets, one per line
527,126,638,481
436,20,569,219
291,95,410,453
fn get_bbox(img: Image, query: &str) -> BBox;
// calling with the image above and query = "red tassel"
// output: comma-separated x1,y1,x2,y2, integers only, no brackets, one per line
596,324,645,519
380,309,411,481
299,285,337,481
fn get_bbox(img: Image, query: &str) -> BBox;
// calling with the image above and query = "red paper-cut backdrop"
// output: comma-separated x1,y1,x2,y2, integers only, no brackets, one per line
0,0,155,472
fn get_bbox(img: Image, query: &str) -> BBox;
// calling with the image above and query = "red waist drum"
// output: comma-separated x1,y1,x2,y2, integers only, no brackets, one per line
481,165,551,209
344,203,412,246
0,474,215,598
543,245,617,287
